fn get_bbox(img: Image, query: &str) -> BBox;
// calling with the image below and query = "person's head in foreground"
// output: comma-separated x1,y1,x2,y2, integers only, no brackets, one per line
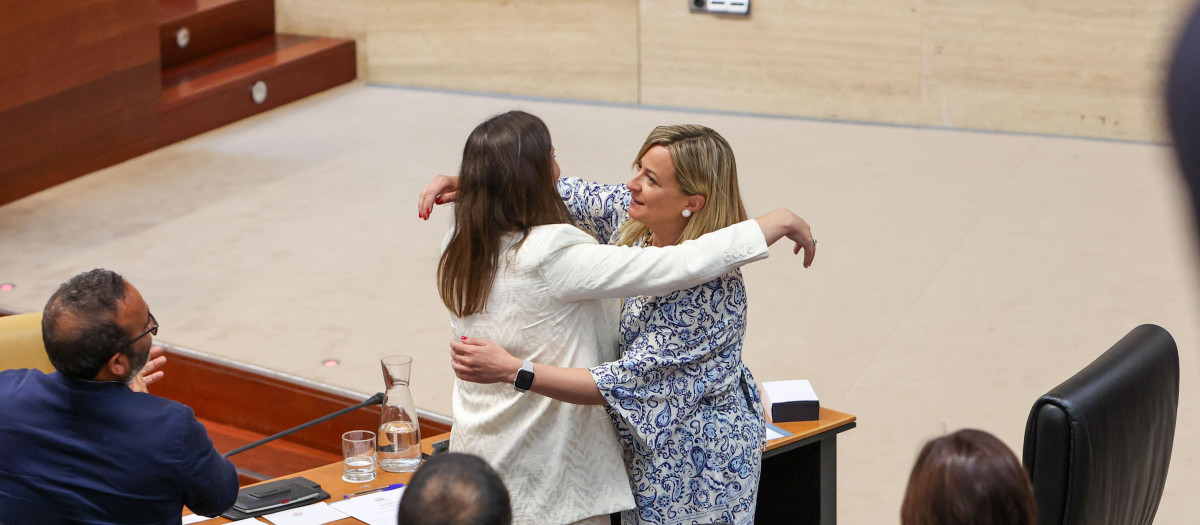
42,268,156,382
397,452,512,525
901,428,1036,525
617,124,747,247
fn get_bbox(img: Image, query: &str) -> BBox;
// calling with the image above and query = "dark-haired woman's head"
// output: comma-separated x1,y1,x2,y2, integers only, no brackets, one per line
901,429,1036,525
456,110,563,228
438,111,571,317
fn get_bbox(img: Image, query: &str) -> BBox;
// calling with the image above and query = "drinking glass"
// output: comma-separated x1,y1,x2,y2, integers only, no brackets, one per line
342,430,377,483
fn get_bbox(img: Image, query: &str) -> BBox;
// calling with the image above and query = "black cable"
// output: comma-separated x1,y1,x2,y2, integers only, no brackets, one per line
223,392,385,457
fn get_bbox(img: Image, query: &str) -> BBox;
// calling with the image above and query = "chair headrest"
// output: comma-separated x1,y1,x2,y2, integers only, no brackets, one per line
1023,324,1179,525
0,312,52,373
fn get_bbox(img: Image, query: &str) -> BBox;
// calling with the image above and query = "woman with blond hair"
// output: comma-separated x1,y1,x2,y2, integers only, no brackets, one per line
433,123,803,524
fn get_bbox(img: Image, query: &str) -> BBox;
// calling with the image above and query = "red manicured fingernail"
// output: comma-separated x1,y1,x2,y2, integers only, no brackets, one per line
461,336,467,340
426,208,432,215
435,196,443,205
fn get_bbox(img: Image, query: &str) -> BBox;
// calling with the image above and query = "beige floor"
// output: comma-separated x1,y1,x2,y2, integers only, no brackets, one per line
1,83,1196,523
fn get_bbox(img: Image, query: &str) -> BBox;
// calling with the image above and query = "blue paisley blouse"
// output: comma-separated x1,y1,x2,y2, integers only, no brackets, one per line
558,177,768,525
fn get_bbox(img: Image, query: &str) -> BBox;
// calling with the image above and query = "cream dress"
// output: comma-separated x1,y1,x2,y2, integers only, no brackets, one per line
447,221,769,525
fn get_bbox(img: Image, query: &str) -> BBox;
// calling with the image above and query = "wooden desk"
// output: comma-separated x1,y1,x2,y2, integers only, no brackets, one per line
759,407,857,525
185,437,441,523
190,411,856,525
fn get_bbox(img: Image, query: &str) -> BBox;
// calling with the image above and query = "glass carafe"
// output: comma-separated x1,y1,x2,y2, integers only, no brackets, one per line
378,355,422,472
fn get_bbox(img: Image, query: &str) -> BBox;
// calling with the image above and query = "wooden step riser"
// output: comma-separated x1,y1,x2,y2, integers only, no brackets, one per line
159,0,274,69
0,62,160,206
157,40,355,148
152,342,449,459
0,0,159,206
200,418,342,485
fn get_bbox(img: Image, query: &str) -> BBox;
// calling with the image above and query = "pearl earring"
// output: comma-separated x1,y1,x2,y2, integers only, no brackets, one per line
682,209,692,218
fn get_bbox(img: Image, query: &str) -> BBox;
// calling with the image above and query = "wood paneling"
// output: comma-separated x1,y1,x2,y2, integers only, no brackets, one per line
0,62,158,204
0,0,159,112
0,0,159,207
0,63,159,206
152,350,451,456
158,34,356,147
364,0,639,103
200,418,342,484
159,0,275,69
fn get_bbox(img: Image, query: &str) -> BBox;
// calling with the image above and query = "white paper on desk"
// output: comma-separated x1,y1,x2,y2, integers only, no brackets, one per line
329,487,406,525
262,502,349,525
228,519,266,524
764,421,793,442
181,515,212,525
765,426,787,441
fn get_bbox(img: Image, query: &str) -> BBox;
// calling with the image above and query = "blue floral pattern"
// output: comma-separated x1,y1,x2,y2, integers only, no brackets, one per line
558,178,767,525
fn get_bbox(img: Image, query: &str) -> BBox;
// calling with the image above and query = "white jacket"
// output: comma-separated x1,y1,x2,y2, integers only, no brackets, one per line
447,220,769,525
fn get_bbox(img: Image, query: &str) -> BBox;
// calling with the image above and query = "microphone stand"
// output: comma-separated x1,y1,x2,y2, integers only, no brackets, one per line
224,392,385,457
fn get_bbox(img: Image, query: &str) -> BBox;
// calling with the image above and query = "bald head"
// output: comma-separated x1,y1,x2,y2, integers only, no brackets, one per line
397,453,511,525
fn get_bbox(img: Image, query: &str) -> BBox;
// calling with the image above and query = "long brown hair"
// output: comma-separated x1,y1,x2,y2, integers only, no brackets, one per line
437,111,571,317
616,125,747,246
901,429,1037,525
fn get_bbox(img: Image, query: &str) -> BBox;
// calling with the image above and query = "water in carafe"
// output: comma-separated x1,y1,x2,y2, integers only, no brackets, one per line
378,355,422,472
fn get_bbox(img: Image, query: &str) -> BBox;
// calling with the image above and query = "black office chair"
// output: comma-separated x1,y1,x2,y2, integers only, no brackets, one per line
1022,324,1179,525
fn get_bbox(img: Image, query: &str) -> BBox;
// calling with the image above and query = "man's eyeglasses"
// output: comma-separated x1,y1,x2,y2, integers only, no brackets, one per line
119,311,158,349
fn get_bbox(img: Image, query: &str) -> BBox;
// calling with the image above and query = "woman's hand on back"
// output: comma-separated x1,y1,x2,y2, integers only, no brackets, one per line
418,175,460,220
450,337,523,384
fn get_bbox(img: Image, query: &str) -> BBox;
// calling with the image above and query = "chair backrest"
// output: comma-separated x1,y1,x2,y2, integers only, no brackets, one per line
1022,324,1179,525
0,312,53,373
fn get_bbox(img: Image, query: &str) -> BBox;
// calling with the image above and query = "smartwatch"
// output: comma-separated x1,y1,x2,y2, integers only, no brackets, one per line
514,359,535,392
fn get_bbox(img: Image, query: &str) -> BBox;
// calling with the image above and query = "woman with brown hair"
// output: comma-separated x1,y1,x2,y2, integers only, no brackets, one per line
901,429,1037,525
420,112,814,525
431,122,813,524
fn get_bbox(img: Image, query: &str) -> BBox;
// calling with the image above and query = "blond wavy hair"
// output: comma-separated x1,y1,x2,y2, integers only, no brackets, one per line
616,125,748,246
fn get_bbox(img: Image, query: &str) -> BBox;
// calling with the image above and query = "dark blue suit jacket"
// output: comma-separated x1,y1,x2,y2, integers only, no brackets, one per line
0,369,238,524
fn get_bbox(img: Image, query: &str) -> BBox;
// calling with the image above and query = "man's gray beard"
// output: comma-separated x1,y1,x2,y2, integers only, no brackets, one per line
120,346,151,385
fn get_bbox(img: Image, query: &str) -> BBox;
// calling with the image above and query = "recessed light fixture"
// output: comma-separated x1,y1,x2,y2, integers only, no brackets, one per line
322,359,340,368
0,283,14,291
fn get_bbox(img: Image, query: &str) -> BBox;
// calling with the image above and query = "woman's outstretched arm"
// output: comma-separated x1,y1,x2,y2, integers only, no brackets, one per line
451,337,606,405
417,175,818,270
754,208,816,267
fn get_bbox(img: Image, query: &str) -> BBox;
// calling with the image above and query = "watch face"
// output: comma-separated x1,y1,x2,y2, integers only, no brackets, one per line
515,368,535,391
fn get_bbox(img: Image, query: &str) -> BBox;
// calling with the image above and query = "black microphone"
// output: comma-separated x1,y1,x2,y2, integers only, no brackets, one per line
223,392,386,457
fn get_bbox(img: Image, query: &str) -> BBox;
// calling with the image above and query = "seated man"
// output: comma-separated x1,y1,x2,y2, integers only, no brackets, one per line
398,453,512,525
0,269,238,524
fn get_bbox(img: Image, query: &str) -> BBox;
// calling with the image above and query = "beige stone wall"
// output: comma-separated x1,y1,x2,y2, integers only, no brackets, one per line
916,1,1189,141
640,0,924,125
365,0,639,102
276,0,1198,141
276,0,371,81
